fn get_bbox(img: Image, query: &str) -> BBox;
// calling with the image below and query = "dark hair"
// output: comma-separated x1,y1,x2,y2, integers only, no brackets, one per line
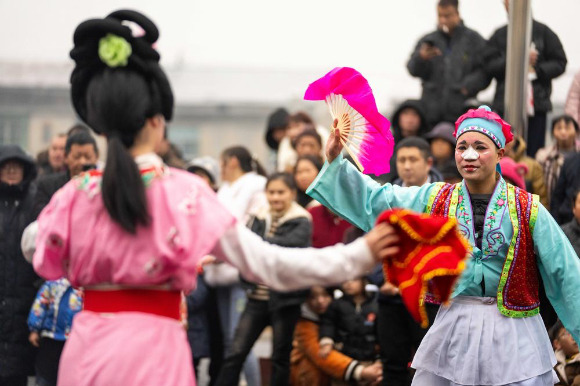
266,172,296,191
86,71,156,233
265,108,289,150
70,10,174,234
308,286,334,299
289,111,315,126
221,146,267,177
551,114,579,134
67,124,91,137
395,136,432,160
549,319,565,342
572,188,580,209
293,129,322,150
295,155,323,174
438,0,458,9
65,132,99,156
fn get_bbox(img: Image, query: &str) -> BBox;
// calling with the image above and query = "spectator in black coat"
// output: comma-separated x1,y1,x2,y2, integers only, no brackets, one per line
560,189,580,258
33,131,98,218
0,145,39,386
484,0,567,158
551,153,580,225
406,0,489,127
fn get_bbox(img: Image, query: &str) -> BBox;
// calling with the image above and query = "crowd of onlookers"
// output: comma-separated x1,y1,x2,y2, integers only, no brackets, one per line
1,0,580,385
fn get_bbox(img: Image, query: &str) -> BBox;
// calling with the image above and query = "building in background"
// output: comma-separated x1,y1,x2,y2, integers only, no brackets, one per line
0,62,571,162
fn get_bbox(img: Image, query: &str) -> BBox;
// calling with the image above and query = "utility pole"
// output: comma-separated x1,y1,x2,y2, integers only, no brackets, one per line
504,0,533,139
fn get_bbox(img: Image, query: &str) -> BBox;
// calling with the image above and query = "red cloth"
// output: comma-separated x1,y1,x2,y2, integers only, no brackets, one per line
308,205,352,248
377,209,470,327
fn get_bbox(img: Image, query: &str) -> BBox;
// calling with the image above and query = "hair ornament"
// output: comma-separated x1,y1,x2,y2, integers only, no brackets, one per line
99,34,132,67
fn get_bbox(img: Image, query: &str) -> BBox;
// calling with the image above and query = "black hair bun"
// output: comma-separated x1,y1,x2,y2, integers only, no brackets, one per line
70,9,173,129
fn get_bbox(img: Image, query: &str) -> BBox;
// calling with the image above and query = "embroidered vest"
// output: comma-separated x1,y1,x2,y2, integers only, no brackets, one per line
426,182,541,318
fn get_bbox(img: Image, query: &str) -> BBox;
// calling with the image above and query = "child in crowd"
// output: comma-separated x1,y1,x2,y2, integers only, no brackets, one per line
278,112,329,173
291,286,382,386
536,115,580,204
294,129,324,163
294,155,323,209
424,122,456,170
215,172,312,386
318,278,379,367
186,156,220,192
551,320,580,385
28,279,83,386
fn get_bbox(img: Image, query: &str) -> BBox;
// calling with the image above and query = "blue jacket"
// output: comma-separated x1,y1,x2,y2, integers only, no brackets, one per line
27,279,83,341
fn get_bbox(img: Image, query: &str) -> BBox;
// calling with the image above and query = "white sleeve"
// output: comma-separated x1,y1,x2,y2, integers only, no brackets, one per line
277,137,298,173
210,223,376,291
21,221,38,264
203,262,241,287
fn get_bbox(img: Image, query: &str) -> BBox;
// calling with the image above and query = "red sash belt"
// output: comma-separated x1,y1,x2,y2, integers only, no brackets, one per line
84,289,181,320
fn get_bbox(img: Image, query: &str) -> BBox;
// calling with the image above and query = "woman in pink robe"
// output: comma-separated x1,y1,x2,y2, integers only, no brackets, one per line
32,10,398,386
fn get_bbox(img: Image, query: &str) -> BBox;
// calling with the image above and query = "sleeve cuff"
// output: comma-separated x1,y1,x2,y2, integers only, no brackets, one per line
353,364,364,381
344,361,360,381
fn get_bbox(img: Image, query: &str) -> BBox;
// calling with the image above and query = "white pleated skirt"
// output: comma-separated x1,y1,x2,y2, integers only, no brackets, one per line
411,296,558,386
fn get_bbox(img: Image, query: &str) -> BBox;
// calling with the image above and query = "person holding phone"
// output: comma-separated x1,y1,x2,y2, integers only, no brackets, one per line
407,0,489,127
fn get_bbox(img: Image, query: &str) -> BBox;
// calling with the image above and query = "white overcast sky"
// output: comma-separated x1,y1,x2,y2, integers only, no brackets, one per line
1,0,578,105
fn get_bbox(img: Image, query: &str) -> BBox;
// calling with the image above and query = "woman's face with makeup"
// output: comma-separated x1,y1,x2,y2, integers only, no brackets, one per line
455,132,503,184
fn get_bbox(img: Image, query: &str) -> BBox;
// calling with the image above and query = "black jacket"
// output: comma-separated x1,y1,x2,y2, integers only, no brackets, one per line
561,219,580,259
0,145,39,377
551,152,580,225
390,100,431,143
244,202,312,310
484,20,567,115
319,294,379,361
32,170,69,219
407,23,489,126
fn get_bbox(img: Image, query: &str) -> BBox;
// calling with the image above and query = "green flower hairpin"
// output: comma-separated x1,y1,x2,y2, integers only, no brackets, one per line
98,34,132,67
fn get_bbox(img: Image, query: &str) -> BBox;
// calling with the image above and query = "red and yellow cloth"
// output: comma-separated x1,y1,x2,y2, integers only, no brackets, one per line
377,209,471,327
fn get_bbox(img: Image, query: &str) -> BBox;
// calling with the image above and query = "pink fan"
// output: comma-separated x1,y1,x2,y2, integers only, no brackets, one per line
304,67,394,175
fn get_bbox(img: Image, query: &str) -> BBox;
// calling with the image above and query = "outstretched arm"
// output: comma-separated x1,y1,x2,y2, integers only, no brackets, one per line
211,222,399,292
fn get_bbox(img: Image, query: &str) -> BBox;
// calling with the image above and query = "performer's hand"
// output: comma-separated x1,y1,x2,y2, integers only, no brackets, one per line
380,281,400,296
197,255,217,274
199,255,216,268
360,362,383,384
326,119,343,163
365,223,400,261
29,331,40,347
318,343,332,358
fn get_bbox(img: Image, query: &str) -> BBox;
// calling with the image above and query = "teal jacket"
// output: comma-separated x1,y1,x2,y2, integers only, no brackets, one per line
307,154,580,343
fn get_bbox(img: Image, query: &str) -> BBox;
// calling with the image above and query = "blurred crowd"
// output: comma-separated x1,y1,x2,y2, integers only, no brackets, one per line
1,0,580,385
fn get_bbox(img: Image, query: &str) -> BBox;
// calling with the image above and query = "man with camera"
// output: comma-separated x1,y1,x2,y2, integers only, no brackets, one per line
407,0,488,127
